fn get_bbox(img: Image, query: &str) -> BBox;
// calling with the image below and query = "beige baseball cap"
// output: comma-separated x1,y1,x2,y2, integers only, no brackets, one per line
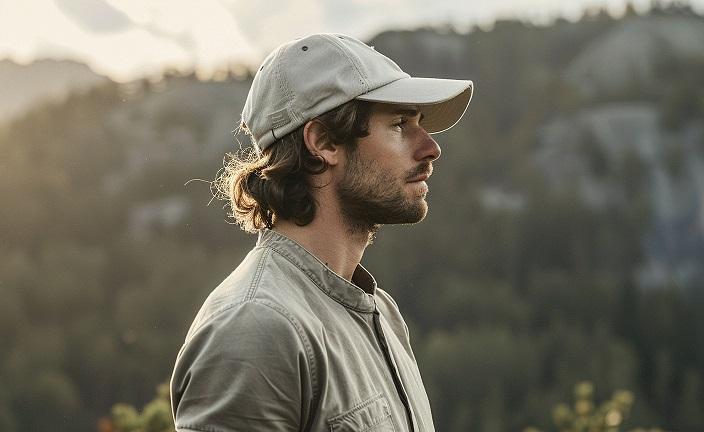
241,33,473,152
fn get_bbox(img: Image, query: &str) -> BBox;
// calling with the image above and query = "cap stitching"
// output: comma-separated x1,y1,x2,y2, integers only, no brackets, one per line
322,34,367,91
275,45,295,103
273,44,297,125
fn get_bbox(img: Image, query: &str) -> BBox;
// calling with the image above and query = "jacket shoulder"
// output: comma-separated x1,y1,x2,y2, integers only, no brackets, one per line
171,299,317,432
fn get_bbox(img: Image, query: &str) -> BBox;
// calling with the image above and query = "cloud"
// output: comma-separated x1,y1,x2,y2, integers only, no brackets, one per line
54,0,132,32
222,0,327,53
0,0,258,81
3,0,704,81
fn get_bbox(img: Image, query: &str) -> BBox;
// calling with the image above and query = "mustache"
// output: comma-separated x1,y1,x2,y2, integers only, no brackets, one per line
406,162,433,181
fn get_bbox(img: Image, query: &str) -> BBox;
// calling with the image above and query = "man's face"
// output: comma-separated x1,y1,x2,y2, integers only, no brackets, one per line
336,103,441,233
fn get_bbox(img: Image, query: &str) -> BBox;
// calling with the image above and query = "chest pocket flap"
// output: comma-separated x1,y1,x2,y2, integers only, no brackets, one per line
327,393,396,432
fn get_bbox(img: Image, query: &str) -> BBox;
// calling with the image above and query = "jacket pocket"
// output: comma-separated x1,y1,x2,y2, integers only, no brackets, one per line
327,393,396,432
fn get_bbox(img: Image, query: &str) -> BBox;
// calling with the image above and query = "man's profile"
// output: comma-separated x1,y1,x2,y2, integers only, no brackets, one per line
170,33,473,432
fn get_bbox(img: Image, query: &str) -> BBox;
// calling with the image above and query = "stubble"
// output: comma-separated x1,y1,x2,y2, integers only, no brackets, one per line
336,150,430,236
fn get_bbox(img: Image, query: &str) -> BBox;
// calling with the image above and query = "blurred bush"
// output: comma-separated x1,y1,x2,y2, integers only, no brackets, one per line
2,4,704,432
102,383,174,432
524,381,662,432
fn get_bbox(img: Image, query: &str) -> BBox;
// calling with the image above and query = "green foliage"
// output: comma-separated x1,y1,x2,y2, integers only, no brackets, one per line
111,405,142,432
524,381,662,432
2,5,704,432
110,384,174,432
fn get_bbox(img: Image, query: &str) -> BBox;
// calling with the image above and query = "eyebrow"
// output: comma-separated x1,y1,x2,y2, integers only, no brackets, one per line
391,107,424,122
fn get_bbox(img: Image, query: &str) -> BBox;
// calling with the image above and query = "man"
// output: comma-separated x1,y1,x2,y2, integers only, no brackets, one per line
170,33,473,432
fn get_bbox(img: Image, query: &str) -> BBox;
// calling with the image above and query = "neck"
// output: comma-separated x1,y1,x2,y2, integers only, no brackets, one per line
272,209,373,283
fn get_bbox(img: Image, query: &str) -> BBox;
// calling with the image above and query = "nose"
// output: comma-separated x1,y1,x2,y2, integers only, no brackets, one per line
414,128,441,162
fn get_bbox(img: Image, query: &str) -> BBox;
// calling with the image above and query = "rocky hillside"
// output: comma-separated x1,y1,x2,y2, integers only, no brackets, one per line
0,58,108,123
3,6,704,431
369,8,704,291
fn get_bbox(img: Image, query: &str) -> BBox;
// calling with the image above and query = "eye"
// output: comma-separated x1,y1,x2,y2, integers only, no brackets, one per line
393,118,408,130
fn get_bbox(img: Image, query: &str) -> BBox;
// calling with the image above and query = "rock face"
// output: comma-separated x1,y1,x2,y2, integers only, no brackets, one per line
536,104,658,209
535,102,704,289
0,58,108,123
5,11,704,290
370,12,704,290
532,13,704,289
564,15,704,98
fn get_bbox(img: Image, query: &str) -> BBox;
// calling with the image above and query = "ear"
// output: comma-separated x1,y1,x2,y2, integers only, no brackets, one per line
303,119,341,167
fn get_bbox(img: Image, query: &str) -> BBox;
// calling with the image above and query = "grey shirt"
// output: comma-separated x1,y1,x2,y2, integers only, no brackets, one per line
170,229,435,431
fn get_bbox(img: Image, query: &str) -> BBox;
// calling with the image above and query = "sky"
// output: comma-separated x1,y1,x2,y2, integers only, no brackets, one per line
1,0,702,82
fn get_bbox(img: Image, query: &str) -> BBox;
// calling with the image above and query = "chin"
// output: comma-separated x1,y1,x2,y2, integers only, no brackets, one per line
399,201,428,224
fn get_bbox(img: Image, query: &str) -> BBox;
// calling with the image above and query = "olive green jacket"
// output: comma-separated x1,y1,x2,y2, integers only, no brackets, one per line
170,229,435,431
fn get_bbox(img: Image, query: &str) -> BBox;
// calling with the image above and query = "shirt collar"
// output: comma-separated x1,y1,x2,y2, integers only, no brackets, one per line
256,228,377,313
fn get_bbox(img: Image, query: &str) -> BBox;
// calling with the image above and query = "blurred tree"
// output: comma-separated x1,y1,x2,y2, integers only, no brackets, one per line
109,383,174,432
524,381,662,432
2,5,704,431
674,369,704,431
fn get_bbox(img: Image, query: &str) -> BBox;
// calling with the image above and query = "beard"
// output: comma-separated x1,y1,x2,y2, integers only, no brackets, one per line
336,148,431,235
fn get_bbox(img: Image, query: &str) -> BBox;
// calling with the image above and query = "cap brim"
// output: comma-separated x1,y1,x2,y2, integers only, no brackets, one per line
355,77,473,134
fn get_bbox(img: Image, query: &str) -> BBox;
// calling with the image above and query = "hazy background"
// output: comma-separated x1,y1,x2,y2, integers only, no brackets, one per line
2,1,704,431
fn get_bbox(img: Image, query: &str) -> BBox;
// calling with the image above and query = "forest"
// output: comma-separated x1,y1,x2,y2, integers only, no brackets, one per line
1,4,703,431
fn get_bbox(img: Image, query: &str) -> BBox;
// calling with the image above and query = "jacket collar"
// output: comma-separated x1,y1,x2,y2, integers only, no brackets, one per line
256,228,377,313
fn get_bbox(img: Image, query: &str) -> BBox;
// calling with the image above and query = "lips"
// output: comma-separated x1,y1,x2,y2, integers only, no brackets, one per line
407,165,433,182
407,173,430,182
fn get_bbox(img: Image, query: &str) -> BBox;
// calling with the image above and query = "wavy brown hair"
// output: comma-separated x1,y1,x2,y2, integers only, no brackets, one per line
214,100,374,233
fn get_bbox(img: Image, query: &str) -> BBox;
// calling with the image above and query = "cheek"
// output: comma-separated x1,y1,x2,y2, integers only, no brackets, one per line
354,127,410,178
361,131,406,161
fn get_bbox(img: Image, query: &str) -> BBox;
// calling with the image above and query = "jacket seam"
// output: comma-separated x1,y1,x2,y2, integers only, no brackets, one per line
249,298,319,431
267,244,373,314
245,247,270,301
178,298,319,432
183,248,271,340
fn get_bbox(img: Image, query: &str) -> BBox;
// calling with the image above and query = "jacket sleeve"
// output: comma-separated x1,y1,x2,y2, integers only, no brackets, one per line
170,300,314,432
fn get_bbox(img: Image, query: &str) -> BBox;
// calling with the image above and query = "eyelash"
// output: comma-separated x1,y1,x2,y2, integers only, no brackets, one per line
393,118,408,130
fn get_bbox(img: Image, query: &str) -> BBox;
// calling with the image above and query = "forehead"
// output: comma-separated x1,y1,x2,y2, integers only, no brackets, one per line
372,103,421,117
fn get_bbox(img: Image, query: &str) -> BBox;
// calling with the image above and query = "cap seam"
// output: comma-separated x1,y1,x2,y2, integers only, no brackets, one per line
322,34,367,92
276,44,296,106
354,76,408,100
274,44,298,127
243,33,473,152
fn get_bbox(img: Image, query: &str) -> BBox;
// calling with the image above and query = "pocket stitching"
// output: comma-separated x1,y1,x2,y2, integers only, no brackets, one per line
326,392,385,424
359,413,394,432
